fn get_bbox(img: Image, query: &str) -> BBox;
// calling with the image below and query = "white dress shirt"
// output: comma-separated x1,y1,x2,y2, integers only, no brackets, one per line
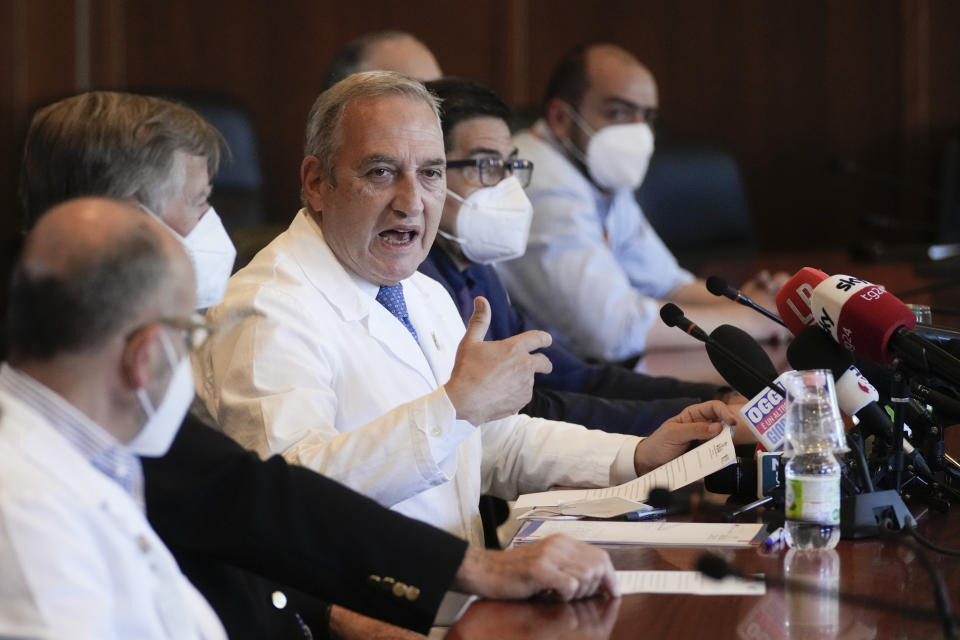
495,120,694,360
0,365,225,640
196,209,640,547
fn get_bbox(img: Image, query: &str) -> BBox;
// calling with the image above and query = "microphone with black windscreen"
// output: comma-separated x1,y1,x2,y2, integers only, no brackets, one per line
705,324,781,399
705,275,786,327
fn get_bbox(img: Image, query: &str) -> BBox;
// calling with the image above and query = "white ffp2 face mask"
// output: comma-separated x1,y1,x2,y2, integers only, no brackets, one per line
584,122,655,191
438,176,534,264
561,106,655,191
129,331,194,458
140,204,238,310
181,206,237,309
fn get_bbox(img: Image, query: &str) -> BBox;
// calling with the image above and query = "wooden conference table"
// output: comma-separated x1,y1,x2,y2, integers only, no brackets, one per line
446,252,960,639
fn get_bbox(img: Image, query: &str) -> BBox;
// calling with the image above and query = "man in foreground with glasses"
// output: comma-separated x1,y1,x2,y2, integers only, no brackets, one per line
197,70,737,550
495,43,789,361
0,197,227,638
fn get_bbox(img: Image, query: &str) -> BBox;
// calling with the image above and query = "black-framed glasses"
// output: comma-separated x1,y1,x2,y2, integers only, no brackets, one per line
445,157,534,188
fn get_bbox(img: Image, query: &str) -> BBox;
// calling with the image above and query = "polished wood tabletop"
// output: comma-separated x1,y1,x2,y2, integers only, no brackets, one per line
446,486,959,639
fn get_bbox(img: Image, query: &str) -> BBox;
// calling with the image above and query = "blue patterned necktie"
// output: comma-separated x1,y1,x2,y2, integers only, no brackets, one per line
376,283,419,343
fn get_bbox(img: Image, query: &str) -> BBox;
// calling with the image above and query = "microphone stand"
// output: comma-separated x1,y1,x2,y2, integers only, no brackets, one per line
839,365,915,538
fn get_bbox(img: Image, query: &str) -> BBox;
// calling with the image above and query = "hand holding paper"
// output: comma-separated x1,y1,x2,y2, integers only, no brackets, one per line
515,425,737,510
634,400,738,475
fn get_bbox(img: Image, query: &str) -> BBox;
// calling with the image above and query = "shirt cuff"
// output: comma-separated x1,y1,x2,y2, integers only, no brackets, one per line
610,435,643,485
420,386,474,470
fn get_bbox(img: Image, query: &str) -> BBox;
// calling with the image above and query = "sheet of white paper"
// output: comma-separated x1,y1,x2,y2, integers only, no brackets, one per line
513,520,764,547
615,571,766,596
515,427,737,509
517,497,652,520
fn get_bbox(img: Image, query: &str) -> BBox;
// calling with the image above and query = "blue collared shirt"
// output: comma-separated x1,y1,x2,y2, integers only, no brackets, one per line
0,363,145,510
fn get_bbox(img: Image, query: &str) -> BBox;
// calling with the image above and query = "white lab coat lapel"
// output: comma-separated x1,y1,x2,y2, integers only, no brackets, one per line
285,211,439,390
405,276,457,383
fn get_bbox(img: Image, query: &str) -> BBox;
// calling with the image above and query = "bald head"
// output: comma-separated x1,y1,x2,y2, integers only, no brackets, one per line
544,43,657,115
7,198,194,361
322,31,442,89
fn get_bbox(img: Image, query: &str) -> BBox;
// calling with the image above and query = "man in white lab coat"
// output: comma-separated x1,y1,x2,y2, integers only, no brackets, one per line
197,71,737,547
0,198,225,639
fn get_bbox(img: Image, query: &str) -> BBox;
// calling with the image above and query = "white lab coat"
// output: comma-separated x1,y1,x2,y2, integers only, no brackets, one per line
0,388,225,640
197,209,638,546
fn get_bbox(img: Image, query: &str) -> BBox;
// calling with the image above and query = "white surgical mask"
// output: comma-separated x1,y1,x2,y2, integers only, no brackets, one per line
561,107,655,191
140,204,237,309
129,331,194,457
180,207,237,309
438,175,534,264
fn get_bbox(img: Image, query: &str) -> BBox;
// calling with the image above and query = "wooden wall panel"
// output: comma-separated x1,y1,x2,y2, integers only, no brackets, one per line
1,0,957,276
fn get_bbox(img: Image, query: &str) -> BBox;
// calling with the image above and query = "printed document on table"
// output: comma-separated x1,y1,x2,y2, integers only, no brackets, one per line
515,427,736,509
512,520,765,547
615,571,765,596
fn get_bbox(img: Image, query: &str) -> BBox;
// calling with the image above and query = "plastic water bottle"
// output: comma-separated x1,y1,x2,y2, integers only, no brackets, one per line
784,452,841,549
781,370,845,550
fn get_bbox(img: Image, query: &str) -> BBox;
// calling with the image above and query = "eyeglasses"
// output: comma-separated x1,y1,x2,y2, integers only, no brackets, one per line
159,313,216,350
445,157,534,188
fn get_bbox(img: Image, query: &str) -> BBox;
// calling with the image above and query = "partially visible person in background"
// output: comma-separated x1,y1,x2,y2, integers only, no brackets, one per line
322,30,443,88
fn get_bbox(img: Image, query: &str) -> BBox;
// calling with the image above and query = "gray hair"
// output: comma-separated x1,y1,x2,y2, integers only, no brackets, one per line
19,91,222,230
302,71,441,195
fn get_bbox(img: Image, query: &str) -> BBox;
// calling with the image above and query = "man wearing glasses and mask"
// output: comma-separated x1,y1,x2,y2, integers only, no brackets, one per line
420,77,730,436
495,43,790,362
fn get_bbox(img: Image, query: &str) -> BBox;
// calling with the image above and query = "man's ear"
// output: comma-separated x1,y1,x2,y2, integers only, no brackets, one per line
545,98,574,140
121,324,162,391
301,155,331,213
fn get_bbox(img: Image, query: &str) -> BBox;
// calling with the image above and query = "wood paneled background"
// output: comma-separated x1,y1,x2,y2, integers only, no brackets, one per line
2,0,958,282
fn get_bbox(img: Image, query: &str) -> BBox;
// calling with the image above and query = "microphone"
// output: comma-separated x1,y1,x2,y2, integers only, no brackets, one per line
705,275,786,327
705,324,788,452
705,325,779,398
658,302,709,342
774,267,829,335
786,326,932,476
808,274,960,383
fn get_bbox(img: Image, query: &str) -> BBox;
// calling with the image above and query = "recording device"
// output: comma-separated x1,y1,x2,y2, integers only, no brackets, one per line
703,451,784,500
705,275,785,327
808,273,960,383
